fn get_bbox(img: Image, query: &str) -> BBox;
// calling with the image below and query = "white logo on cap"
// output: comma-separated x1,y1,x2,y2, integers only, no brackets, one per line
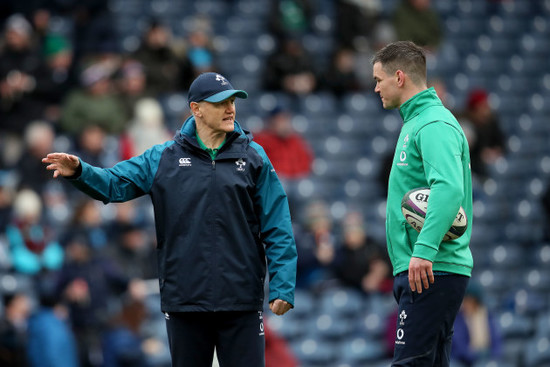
216,74,228,86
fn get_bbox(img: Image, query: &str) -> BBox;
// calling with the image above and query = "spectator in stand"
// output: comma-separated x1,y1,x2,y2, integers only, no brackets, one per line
462,88,505,180
116,59,149,123
32,33,75,123
71,124,118,169
324,47,363,98
335,0,382,50
0,292,31,367
392,0,442,50
332,211,392,294
0,170,16,234
263,37,318,95
15,121,56,193
6,188,64,275
451,283,502,366
119,98,172,161
56,232,145,367
64,198,109,251
268,0,314,41
27,277,79,367
294,200,336,290
0,13,43,135
106,222,158,281
60,61,126,135
186,29,217,77
253,106,313,180
101,298,150,367
133,20,192,95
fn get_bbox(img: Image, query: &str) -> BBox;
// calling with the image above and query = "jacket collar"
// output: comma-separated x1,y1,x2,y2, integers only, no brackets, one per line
398,87,442,123
174,115,252,156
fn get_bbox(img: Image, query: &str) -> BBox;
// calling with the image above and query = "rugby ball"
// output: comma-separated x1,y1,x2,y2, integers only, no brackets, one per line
401,187,467,241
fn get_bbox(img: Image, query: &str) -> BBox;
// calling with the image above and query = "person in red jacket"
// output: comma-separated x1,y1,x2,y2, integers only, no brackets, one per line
253,106,313,180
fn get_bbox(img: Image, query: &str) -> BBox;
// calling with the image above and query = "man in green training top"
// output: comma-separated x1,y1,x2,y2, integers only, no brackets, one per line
372,41,473,366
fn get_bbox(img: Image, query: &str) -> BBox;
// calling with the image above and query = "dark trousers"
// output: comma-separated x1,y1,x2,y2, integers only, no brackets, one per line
391,272,469,367
165,311,265,367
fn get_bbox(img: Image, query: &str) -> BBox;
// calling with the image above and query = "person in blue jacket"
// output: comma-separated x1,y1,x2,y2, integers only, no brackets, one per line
42,72,298,367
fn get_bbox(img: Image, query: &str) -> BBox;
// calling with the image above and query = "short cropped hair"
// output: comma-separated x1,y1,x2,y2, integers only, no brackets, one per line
372,41,427,87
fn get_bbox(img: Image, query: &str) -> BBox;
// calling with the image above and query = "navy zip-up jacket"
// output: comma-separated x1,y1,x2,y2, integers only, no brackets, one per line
68,116,297,312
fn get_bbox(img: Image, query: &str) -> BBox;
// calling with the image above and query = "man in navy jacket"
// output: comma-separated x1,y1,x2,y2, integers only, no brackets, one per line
43,72,298,367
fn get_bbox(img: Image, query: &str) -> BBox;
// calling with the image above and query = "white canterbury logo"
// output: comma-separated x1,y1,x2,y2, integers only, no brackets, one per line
179,157,192,167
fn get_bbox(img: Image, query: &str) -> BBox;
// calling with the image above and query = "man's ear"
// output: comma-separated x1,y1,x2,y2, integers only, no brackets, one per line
396,70,406,87
190,102,201,117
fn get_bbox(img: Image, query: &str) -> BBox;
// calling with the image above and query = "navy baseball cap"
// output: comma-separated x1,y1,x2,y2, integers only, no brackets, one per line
188,72,248,105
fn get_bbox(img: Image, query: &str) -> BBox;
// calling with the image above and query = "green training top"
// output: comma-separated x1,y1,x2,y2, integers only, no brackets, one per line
385,88,474,277
196,132,226,160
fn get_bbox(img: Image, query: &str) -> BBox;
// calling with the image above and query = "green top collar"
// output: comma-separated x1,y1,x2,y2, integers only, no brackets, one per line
399,87,442,123
196,132,226,160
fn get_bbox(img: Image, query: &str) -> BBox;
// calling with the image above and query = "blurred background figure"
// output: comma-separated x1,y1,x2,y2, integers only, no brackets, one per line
332,211,392,294
0,170,16,235
293,200,335,290
60,61,126,136
6,188,64,275
335,0,381,51
119,98,172,160
392,0,442,50
56,232,145,367
451,283,502,366
253,105,313,180
32,33,75,123
0,292,31,367
0,13,42,135
64,198,108,251
461,88,506,180
268,0,314,41
133,20,192,95
116,59,149,123
101,298,150,367
105,222,157,281
70,124,118,168
15,120,56,194
323,47,363,98
263,37,319,95
185,28,217,77
27,277,79,367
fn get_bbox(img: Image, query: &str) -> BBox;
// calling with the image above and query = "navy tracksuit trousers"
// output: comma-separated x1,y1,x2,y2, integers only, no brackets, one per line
165,311,265,367
391,272,469,367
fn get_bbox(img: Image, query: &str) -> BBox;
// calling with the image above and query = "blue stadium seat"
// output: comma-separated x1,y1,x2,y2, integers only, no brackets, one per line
535,312,550,337
524,336,550,367
338,336,386,365
473,360,515,367
506,288,548,315
357,310,387,339
496,311,534,340
318,287,364,319
266,314,307,342
486,244,525,270
307,313,355,342
500,339,526,366
291,337,338,366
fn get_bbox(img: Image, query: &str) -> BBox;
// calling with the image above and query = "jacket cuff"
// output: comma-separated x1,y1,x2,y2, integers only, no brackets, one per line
65,160,82,180
412,243,438,262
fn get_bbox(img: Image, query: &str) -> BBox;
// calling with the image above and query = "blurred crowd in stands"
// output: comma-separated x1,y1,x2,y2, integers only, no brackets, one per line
2,0,546,366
